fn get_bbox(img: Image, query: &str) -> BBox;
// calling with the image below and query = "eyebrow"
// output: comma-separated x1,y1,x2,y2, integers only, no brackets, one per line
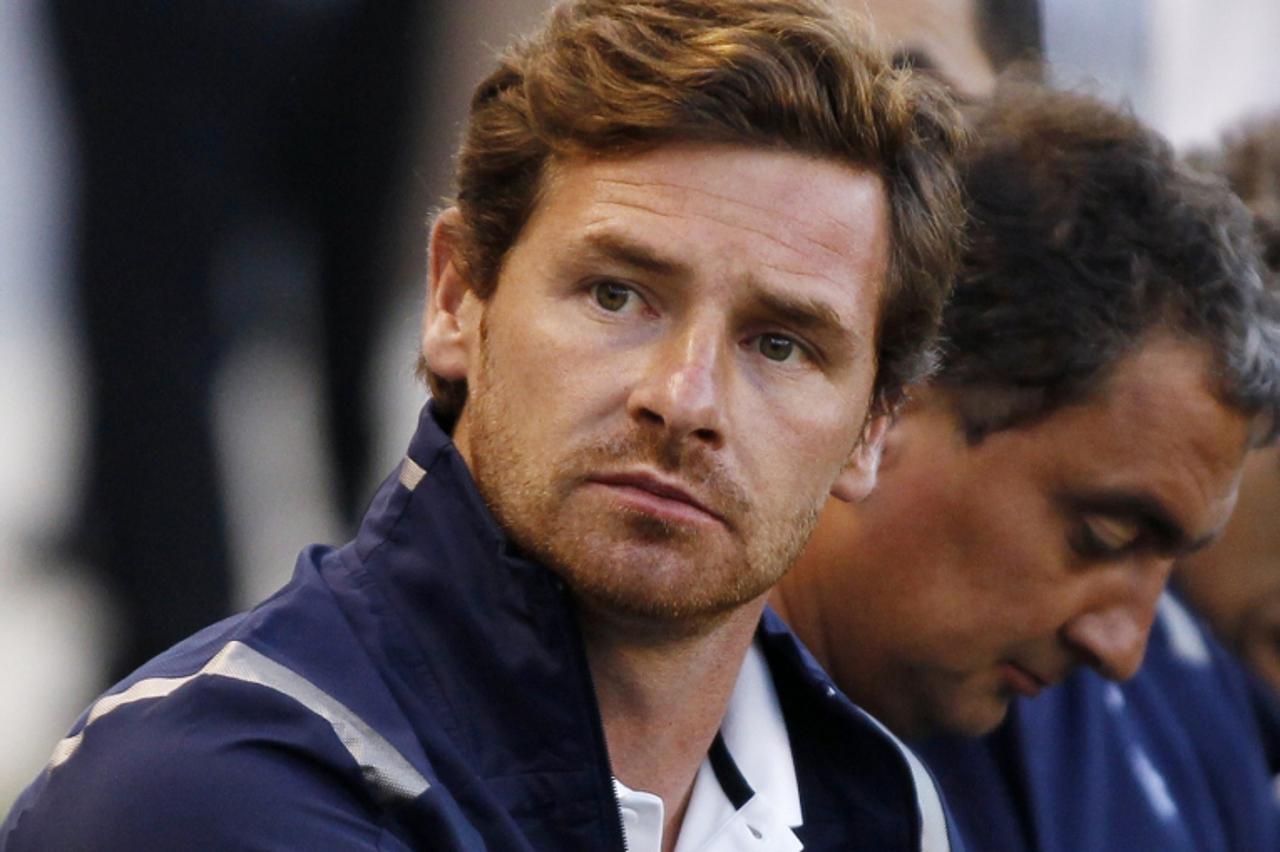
579,228,865,354
750,289,852,341
1062,490,1217,557
582,231,692,279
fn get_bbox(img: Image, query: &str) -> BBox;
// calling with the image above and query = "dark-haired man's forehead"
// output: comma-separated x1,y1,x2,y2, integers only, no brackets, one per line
1047,337,1252,546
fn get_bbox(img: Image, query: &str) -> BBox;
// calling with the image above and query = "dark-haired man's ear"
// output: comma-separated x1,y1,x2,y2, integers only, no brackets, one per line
421,208,483,384
830,413,892,503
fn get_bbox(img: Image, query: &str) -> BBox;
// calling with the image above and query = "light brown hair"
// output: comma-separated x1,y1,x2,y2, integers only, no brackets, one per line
422,0,967,420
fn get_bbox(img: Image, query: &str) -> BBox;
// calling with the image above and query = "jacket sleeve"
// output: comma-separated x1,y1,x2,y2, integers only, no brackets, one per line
2,677,413,850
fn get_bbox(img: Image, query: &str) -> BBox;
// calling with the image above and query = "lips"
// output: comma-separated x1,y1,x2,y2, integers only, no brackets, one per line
1000,662,1052,698
586,470,728,527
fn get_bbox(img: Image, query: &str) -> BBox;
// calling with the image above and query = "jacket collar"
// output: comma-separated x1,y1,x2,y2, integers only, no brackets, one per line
349,403,624,849
349,404,951,851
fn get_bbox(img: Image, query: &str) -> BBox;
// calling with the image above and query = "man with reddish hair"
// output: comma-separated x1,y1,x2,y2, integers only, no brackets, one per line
3,1,968,849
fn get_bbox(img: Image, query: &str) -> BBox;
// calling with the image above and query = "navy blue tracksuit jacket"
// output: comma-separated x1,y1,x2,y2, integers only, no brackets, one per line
919,594,1280,851
3,405,957,850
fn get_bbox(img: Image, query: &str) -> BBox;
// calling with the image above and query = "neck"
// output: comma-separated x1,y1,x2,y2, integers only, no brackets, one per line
769,558,834,677
581,597,767,851
770,494,883,682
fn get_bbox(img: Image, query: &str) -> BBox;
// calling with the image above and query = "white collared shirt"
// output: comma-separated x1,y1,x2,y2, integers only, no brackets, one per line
614,642,804,852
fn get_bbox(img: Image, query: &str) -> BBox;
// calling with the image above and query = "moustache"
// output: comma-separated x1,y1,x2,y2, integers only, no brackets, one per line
567,430,751,526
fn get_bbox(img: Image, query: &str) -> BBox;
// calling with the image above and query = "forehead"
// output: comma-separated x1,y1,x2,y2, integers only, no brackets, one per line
1183,444,1280,595
994,337,1253,538
519,144,890,318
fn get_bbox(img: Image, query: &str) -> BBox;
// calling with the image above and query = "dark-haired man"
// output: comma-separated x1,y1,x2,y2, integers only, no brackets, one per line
3,0,968,849
775,84,1280,850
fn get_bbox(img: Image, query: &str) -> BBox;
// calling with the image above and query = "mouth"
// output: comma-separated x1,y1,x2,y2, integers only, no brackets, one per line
999,662,1052,698
586,470,728,529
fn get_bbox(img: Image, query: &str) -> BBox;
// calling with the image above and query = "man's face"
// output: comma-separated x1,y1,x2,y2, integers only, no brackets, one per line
854,0,997,100
781,336,1253,737
1177,445,1280,693
431,144,890,625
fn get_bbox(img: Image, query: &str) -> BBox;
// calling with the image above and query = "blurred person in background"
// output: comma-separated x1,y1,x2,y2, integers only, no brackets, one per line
3,0,971,848
856,0,1043,100
1179,113,1280,779
776,81,1280,850
1181,114,1280,694
46,0,437,684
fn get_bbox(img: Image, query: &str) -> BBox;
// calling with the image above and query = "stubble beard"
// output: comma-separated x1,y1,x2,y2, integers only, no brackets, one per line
461,331,826,625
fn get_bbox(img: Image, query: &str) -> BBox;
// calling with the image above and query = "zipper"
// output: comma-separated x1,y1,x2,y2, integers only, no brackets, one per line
556,577,629,851
613,780,631,852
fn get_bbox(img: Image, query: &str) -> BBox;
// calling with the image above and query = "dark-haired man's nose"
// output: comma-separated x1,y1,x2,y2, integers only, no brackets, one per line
1063,561,1168,681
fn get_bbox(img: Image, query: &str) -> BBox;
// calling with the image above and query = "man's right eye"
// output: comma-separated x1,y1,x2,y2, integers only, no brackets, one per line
592,281,633,312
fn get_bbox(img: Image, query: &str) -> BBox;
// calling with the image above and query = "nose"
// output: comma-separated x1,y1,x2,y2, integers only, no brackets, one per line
627,322,727,448
1062,558,1170,681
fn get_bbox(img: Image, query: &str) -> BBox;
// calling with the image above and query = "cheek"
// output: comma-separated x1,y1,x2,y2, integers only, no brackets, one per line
485,314,623,423
763,366,875,464
953,506,1052,594
880,481,1051,626
758,407,863,495
747,341,876,450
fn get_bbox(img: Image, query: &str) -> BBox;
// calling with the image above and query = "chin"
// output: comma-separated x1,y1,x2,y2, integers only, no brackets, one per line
541,519,783,623
568,558,769,624
941,700,1011,739
899,696,1010,742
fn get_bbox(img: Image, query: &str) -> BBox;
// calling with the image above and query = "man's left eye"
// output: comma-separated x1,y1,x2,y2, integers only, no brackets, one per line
592,281,633,312
757,334,797,362
1077,515,1142,558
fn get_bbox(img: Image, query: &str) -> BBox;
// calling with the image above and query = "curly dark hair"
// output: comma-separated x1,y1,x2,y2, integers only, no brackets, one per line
420,0,968,420
935,83,1280,444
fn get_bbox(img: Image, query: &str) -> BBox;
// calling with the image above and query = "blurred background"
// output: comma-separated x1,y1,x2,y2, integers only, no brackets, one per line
1,0,1278,809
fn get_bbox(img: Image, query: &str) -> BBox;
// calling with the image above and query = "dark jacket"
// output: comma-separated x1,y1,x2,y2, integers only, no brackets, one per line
3,405,956,850
918,594,1280,852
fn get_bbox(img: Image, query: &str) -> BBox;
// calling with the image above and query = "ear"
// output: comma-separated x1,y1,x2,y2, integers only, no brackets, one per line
830,412,892,503
421,208,482,383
